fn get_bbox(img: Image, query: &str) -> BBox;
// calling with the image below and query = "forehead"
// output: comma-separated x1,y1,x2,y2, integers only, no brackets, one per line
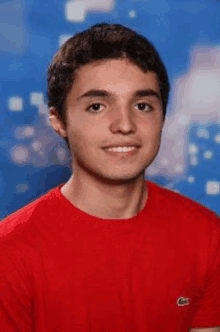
69,58,161,99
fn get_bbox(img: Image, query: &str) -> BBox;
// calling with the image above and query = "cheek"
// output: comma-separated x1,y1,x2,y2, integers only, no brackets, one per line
67,115,103,136
65,125,85,152
66,124,98,153
141,118,163,139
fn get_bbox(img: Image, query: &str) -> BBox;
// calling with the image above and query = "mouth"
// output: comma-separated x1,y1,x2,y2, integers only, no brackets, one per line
102,145,140,157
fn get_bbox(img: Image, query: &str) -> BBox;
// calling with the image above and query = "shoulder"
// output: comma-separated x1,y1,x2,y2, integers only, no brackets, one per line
0,184,62,240
147,180,219,227
146,181,220,258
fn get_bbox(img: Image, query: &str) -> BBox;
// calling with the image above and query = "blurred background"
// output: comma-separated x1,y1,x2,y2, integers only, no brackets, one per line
0,0,220,219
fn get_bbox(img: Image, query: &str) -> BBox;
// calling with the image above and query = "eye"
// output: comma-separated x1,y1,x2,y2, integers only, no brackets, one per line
135,103,153,112
86,103,103,113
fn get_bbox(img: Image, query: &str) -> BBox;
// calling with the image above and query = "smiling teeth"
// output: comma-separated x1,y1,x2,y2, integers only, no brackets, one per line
107,146,136,152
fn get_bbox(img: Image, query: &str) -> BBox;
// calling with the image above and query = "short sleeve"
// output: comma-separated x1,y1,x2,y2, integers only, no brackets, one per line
190,215,220,328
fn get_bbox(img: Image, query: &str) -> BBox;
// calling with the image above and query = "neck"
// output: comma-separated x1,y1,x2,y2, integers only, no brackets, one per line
61,172,147,219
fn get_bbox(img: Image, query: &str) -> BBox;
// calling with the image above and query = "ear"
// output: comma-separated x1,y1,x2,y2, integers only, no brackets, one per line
49,107,67,138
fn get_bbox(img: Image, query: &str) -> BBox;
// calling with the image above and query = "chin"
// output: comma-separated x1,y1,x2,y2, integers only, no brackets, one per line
92,168,146,186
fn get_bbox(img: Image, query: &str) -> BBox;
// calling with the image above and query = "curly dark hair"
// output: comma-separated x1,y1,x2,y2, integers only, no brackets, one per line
47,22,170,148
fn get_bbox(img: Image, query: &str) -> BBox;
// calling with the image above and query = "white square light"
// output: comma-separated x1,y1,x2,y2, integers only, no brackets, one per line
189,143,198,154
196,128,209,139
214,134,220,143
8,96,23,111
15,183,29,193
129,10,136,18
188,176,195,183
65,0,87,22
203,150,213,159
206,181,220,195
190,155,198,166
30,92,44,106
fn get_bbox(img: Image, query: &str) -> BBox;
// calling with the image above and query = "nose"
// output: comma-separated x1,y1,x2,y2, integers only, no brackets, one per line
109,106,137,134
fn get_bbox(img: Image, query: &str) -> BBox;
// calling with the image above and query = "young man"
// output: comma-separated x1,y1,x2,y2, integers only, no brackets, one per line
0,23,220,332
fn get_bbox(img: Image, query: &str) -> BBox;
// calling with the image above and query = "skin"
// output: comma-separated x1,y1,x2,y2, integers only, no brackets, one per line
49,58,164,219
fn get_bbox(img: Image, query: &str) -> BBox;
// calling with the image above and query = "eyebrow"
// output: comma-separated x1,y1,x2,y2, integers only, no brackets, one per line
76,89,161,101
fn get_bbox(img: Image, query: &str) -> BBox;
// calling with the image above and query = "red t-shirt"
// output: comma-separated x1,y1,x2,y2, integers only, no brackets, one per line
0,180,220,331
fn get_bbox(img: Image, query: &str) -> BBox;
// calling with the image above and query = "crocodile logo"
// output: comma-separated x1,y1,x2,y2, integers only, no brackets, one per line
177,296,190,306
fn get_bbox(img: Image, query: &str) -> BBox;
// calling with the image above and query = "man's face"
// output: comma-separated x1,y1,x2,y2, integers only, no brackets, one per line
51,58,164,184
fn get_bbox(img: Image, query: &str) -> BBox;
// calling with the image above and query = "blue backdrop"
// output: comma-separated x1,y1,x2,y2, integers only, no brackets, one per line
0,0,220,219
